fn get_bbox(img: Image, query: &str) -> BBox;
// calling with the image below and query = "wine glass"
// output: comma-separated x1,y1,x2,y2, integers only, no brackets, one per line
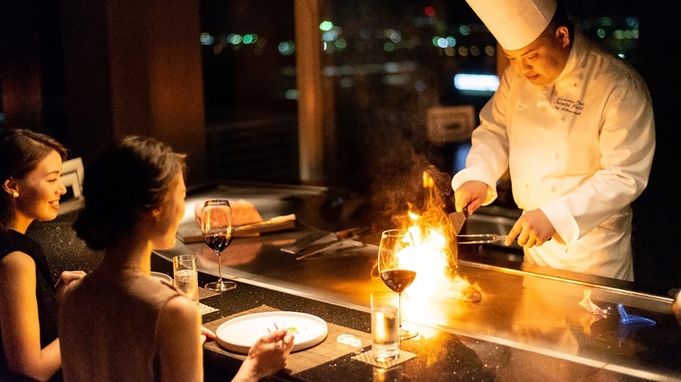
198,199,236,292
377,229,419,340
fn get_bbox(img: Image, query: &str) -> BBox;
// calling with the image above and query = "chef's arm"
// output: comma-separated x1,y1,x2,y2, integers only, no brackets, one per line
539,79,655,246
452,71,513,210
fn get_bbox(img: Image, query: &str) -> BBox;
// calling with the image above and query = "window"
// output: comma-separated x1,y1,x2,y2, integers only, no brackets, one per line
200,0,298,184
199,0,645,194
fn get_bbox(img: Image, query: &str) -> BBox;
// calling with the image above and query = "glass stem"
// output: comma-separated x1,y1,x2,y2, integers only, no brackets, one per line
215,251,223,283
398,292,403,329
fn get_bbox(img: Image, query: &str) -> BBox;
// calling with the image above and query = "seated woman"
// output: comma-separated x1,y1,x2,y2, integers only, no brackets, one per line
59,136,294,382
0,129,86,381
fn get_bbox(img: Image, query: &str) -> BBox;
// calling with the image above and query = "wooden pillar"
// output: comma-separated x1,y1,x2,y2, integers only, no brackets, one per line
61,0,207,183
294,0,324,184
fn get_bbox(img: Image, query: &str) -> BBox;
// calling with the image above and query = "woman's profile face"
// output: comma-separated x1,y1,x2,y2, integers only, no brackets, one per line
12,150,66,223
152,171,186,250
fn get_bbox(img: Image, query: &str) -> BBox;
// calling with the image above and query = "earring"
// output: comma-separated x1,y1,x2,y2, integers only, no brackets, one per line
12,191,19,198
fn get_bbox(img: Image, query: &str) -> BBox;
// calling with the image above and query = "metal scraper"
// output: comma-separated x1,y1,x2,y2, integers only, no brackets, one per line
425,165,467,234
450,210,468,234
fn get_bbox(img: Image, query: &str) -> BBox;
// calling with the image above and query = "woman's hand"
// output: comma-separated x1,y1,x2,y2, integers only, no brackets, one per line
233,329,295,382
55,270,87,300
200,326,216,345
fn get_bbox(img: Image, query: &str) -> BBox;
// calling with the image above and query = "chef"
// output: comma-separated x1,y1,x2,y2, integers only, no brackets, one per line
452,0,655,281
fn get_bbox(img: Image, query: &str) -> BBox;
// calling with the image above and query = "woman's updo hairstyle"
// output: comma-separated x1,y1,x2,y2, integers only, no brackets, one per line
74,136,186,251
0,128,68,230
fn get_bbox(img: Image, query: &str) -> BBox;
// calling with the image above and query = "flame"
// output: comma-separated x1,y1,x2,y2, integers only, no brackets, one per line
388,171,481,335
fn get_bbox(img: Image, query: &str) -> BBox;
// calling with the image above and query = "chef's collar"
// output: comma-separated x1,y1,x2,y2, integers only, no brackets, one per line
554,32,584,83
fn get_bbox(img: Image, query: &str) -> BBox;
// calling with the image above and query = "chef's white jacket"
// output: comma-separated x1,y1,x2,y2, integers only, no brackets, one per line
452,33,655,281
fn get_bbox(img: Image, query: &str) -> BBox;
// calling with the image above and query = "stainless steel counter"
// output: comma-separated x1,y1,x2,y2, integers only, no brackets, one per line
155,182,681,381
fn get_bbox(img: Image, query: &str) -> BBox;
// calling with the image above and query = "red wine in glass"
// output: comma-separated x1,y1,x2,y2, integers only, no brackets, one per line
377,229,419,340
380,269,417,293
204,232,232,253
199,199,236,292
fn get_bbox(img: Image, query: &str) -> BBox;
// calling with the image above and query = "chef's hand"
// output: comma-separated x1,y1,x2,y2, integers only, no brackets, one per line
505,209,555,248
454,181,488,215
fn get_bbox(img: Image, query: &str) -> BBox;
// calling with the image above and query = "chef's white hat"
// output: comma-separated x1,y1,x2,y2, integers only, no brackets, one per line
466,0,557,50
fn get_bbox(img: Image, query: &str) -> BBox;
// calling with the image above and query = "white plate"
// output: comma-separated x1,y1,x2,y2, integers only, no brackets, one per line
150,271,172,284
216,311,328,354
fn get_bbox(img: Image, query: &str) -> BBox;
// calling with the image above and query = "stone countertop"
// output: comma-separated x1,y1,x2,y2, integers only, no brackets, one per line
30,182,681,382
150,256,660,382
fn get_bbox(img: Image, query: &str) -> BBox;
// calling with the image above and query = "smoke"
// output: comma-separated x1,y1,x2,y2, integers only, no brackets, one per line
368,142,454,231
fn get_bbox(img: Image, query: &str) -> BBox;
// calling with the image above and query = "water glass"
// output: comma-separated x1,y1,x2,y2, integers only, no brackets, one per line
173,255,199,302
371,291,400,361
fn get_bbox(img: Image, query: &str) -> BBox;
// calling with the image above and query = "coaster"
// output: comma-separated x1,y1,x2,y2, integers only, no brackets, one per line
199,302,219,315
351,349,416,368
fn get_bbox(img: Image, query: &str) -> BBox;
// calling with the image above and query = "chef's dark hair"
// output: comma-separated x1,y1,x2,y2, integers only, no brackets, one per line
546,2,574,42
74,135,186,251
0,128,68,230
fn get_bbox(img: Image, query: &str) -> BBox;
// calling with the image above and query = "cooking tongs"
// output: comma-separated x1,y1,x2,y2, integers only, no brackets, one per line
286,227,372,260
456,233,508,244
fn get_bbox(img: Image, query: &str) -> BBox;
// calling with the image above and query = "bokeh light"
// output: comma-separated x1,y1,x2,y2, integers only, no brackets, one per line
242,34,257,44
384,29,401,43
278,41,295,55
319,20,334,32
200,33,214,46
228,34,242,45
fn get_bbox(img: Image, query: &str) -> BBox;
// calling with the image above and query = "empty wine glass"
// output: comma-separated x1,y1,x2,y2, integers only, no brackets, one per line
198,199,236,292
377,229,419,340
